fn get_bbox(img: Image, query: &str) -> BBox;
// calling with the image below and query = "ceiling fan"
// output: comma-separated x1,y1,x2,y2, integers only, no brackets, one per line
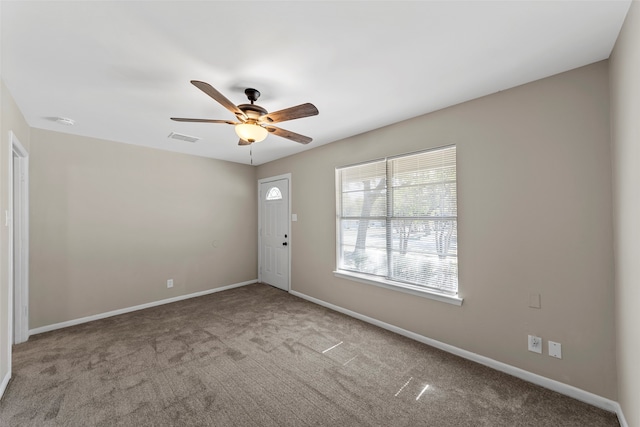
171,80,319,146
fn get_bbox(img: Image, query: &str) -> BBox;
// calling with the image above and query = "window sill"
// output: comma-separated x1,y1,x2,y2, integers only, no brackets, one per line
333,270,463,306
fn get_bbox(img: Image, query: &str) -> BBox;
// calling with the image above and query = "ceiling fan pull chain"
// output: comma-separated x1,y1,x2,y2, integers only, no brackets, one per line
250,146,253,165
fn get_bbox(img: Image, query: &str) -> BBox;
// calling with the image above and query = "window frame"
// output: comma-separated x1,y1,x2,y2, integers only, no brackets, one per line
334,145,463,306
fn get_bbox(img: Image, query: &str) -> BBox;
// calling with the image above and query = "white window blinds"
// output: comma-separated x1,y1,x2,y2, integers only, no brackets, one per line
337,146,458,295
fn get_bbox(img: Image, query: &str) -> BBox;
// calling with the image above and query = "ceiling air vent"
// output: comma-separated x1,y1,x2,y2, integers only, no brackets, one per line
168,132,200,143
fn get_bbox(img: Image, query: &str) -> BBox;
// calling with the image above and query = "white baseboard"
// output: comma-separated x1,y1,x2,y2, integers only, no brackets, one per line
0,371,11,399
290,290,623,418
29,280,257,336
613,402,629,427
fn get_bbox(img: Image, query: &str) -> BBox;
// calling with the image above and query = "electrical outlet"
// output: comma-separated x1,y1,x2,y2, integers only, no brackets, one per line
528,335,542,354
548,341,562,359
167,279,174,288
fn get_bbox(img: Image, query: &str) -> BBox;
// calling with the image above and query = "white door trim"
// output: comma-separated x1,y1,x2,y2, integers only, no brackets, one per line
258,173,291,292
9,132,29,345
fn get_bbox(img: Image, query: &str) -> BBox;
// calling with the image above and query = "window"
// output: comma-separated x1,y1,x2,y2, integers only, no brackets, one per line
266,187,283,200
336,146,458,300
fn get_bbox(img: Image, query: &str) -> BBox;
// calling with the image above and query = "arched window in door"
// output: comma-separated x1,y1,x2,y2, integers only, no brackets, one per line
266,187,283,200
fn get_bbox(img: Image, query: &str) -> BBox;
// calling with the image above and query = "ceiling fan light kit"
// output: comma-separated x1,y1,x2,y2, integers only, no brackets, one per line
171,81,318,146
235,122,268,143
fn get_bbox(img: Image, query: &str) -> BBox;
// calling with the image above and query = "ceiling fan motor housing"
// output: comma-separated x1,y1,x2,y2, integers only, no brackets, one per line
237,103,268,121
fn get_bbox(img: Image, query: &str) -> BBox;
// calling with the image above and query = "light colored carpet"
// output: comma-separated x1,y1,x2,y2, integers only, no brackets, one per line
0,283,619,426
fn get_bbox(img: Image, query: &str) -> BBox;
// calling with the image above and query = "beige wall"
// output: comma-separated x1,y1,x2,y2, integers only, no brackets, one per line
257,62,617,399
1,29,626,409
29,129,257,328
610,1,640,425
0,81,31,387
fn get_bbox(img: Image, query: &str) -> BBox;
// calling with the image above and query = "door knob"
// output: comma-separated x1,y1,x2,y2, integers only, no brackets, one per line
282,242,288,246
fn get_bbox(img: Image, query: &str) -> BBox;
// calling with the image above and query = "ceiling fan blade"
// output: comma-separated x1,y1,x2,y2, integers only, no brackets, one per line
266,126,313,144
238,139,252,146
170,118,237,124
190,80,248,121
260,103,319,124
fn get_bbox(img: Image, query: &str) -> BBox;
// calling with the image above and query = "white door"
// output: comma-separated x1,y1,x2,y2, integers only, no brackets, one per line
10,134,29,345
259,177,289,291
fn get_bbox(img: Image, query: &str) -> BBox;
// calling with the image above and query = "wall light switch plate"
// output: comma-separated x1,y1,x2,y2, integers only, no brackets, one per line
548,341,562,359
528,293,541,309
291,214,298,222
167,279,174,288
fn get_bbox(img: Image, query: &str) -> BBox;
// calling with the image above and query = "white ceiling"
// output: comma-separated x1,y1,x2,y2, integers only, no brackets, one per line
1,1,631,165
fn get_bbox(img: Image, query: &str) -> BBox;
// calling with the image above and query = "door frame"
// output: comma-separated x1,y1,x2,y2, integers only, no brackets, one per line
258,173,291,292
8,131,29,345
